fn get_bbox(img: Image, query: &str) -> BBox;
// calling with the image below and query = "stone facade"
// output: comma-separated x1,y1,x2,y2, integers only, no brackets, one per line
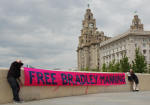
77,9,110,70
77,8,150,71
99,15,150,72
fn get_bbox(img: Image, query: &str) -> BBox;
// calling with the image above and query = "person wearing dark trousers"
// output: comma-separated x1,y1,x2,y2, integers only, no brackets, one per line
127,69,139,91
7,60,23,103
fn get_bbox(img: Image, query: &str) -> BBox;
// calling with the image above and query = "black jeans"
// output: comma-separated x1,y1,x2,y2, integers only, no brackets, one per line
7,77,20,101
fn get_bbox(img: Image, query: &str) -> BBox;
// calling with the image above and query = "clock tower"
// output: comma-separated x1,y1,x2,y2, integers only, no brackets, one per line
77,8,110,71
82,8,97,33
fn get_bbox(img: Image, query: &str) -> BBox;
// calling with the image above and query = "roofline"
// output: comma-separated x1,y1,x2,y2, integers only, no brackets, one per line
100,30,150,47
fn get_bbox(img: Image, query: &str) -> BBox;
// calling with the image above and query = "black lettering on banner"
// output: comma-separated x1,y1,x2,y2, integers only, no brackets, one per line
109,75,115,84
51,73,57,85
44,73,51,85
121,75,125,83
105,76,110,84
89,75,94,84
68,74,73,85
80,75,86,85
118,75,121,83
85,75,90,84
61,73,68,85
114,76,117,83
37,72,45,84
117,75,120,83
119,75,125,83
100,76,105,84
93,75,98,84
76,75,81,85
114,76,119,83
28,71,35,84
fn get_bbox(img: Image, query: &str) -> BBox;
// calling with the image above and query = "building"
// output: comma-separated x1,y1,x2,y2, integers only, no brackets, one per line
99,15,150,71
77,8,110,70
77,8,150,71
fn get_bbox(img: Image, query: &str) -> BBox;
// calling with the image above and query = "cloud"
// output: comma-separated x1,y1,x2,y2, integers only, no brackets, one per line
0,0,150,69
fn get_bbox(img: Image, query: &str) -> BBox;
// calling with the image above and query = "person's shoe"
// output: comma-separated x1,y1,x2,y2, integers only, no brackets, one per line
135,89,139,92
13,100,23,104
20,98,24,102
132,90,136,92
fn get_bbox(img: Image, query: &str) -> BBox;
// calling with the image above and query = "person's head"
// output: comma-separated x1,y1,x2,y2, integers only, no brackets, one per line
9,59,24,70
16,59,22,63
15,59,23,68
130,69,134,74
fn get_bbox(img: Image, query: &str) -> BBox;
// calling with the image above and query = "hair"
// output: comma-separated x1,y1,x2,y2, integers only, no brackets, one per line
130,69,134,74
16,59,22,63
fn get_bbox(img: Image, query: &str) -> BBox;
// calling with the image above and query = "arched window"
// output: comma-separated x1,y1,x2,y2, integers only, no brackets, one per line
88,15,90,20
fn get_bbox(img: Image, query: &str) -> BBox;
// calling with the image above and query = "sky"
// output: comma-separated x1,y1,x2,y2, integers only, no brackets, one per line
0,0,150,70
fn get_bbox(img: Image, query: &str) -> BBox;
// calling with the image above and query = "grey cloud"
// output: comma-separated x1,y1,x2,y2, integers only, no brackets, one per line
0,0,150,69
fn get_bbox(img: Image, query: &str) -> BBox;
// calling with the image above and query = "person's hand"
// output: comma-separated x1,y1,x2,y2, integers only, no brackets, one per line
19,81,24,87
18,78,24,87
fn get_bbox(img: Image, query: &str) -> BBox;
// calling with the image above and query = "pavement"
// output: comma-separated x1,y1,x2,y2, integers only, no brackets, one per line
2,91,150,105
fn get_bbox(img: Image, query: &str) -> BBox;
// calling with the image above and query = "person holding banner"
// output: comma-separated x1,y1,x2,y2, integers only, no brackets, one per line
127,69,139,91
7,60,24,103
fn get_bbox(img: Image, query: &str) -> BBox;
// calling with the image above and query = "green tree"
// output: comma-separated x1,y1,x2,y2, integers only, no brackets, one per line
113,62,121,72
120,56,130,72
81,67,89,71
148,64,150,73
102,60,121,72
107,60,113,72
108,60,117,72
92,68,100,72
102,63,107,72
132,48,147,73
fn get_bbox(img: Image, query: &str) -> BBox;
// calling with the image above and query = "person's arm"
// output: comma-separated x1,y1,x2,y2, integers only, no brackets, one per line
18,77,23,87
127,72,133,81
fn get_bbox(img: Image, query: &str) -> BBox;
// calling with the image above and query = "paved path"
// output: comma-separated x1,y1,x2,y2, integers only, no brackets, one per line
3,91,150,105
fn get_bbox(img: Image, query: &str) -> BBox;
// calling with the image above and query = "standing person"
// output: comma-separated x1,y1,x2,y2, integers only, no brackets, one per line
7,60,24,103
127,69,139,91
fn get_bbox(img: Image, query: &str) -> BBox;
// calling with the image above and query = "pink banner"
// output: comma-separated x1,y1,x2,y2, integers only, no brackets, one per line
24,67,126,86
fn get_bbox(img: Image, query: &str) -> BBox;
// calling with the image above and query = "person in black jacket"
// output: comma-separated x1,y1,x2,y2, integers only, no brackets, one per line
127,69,139,91
7,60,24,102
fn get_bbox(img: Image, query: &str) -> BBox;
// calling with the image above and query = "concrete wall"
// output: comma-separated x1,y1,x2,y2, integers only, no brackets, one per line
0,69,150,104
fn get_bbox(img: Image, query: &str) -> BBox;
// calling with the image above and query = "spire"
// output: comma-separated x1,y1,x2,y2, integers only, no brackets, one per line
81,8,97,35
130,14,144,31
134,10,138,15
87,0,90,9
87,3,90,8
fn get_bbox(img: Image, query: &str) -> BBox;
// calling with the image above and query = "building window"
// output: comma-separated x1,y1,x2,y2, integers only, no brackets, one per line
120,47,122,50
144,56,147,61
88,16,90,20
124,50,126,55
143,43,146,47
121,52,124,57
109,55,111,59
135,44,137,47
143,50,146,54
143,38,146,42
117,53,119,57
